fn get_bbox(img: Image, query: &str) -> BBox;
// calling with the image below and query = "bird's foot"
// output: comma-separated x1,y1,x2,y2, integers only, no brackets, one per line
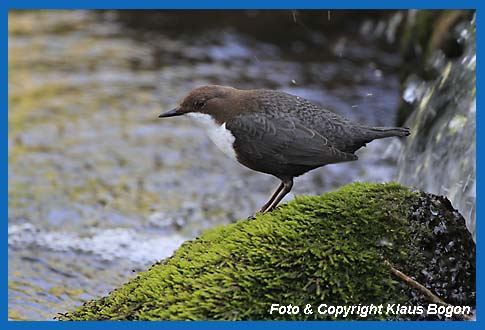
247,209,267,219
247,206,279,219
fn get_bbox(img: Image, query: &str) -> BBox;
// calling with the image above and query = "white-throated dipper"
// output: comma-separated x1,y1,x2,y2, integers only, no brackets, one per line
159,85,410,214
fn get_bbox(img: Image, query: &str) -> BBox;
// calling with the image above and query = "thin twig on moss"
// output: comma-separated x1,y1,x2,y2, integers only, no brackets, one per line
384,260,472,321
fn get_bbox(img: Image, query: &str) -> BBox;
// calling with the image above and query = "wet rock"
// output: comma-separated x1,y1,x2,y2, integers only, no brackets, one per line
59,183,475,320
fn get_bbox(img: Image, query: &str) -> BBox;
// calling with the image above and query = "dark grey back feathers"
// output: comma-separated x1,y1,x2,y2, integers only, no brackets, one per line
225,89,409,179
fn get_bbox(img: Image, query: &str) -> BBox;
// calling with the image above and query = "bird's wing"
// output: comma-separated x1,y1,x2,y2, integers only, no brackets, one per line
253,90,362,152
226,113,357,167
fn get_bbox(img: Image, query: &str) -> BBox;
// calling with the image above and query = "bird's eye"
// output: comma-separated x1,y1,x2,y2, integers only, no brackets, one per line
193,100,206,109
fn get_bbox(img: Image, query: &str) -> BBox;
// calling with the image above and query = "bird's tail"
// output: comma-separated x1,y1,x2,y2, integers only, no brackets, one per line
366,126,410,139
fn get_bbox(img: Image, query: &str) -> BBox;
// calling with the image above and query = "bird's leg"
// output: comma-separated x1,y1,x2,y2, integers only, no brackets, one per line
259,182,285,213
262,178,293,214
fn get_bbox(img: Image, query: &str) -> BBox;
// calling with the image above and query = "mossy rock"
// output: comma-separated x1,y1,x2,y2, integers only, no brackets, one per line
60,182,475,320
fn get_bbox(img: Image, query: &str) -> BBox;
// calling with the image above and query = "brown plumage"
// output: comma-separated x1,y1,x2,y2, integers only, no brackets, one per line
159,85,410,214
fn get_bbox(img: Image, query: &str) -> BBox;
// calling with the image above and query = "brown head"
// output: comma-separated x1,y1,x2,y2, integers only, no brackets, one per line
159,85,249,124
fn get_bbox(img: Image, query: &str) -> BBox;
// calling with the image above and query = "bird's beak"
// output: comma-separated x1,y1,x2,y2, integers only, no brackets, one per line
158,107,183,118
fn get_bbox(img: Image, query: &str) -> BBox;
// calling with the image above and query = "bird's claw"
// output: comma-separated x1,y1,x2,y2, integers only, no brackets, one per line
246,214,257,220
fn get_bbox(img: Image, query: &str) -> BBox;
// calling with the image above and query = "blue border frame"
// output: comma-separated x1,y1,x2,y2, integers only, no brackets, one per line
4,0,481,329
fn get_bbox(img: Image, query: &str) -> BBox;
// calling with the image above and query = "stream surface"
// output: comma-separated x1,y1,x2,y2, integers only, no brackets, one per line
8,10,403,320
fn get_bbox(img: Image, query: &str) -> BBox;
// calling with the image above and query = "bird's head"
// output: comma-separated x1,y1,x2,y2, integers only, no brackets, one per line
159,85,241,124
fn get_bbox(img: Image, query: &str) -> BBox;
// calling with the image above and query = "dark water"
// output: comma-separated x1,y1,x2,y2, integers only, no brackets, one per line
8,10,404,320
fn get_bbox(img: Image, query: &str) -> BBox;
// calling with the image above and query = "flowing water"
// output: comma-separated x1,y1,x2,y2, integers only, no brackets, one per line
396,14,476,241
8,10,404,320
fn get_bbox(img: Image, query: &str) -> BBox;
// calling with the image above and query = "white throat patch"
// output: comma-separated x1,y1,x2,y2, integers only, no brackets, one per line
187,113,237,161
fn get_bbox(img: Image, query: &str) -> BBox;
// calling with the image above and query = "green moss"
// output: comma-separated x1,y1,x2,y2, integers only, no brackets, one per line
60,182,475,320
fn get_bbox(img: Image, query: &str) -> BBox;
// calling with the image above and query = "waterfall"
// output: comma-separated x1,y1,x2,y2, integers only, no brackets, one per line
396,14,476,241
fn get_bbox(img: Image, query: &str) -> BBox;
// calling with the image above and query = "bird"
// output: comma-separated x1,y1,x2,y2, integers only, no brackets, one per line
159,85,410,215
